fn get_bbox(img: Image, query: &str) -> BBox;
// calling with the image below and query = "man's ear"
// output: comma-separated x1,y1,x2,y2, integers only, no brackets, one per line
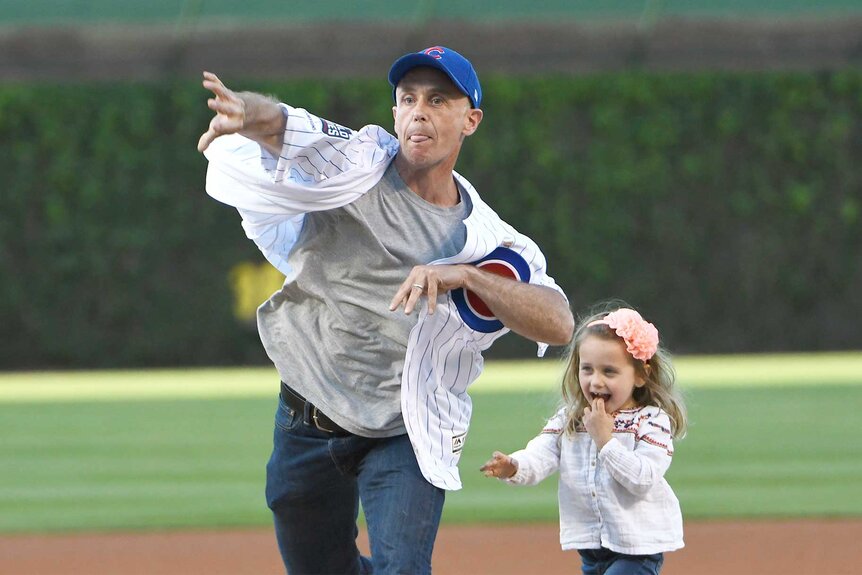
392,105,398,131
462,108,483,137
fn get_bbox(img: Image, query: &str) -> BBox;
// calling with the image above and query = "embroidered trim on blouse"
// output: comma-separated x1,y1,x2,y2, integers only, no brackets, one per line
640,434,673,456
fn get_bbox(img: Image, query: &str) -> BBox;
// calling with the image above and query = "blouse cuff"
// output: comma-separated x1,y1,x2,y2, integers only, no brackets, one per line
504,456,528,485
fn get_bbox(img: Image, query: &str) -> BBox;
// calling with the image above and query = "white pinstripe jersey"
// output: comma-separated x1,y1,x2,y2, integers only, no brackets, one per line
204,104,565,490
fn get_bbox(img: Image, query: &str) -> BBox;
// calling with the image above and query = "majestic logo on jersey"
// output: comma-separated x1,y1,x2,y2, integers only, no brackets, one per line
451,432,466,454
452,246,531,333
321,119,352,140
423,46,445,59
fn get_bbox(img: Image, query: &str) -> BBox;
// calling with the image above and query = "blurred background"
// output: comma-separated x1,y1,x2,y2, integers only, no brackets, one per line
2,3,862,574
1,0,860,369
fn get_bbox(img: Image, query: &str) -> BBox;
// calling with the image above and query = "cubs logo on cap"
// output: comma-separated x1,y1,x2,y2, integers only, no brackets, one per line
423,46,445,59
452,247,531,333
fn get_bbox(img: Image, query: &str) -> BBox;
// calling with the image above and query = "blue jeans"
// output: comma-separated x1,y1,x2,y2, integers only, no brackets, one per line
265,395,445,575
579,548,664,575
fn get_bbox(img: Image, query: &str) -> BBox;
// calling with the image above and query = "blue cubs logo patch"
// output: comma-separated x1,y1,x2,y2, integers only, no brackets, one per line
321,119,352,140
452,247,531,333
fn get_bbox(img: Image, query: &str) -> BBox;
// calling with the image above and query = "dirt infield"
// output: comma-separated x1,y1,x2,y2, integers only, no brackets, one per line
2,519,860,574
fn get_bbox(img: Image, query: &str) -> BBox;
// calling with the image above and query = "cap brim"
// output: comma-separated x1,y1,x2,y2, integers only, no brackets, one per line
388,53,472,105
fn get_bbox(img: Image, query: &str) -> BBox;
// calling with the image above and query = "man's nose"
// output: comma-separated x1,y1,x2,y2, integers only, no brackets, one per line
412,102,429,121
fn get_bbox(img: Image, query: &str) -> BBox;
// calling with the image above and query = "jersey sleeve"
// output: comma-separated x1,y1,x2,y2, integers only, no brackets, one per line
272,105,397,186
203,104,398,217
236,210,305,277
504,409,566,486
598,408,675,496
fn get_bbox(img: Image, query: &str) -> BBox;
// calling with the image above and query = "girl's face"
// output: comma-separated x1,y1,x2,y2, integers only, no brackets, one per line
577,334,645,413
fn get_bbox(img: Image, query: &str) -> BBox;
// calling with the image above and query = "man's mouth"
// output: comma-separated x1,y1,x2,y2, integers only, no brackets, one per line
408,134,431,143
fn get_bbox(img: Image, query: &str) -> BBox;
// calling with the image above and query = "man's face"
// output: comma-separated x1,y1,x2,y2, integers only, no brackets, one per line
392,67,482,171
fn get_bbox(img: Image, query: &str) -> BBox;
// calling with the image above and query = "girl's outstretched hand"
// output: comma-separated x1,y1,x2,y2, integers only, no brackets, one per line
480,451,518,479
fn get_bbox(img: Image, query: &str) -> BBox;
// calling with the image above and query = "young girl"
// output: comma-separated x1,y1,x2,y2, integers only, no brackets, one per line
481,307,687,575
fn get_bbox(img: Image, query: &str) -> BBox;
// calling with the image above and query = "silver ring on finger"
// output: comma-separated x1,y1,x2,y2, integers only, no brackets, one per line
412,283,425,291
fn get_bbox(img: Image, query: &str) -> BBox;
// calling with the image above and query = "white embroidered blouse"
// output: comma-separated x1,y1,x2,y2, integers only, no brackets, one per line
505,405,684,555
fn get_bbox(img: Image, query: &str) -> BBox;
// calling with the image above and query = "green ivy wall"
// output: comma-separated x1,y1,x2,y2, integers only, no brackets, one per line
1,71,859,368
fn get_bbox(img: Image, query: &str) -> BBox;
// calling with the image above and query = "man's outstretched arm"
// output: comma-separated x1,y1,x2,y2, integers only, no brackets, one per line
197,71,286,156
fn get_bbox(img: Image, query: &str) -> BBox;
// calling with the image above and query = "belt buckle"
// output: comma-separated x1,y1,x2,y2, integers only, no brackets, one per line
311,407,336,434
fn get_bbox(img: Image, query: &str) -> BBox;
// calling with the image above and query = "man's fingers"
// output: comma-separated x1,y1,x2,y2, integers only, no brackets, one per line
388,279,416,312
204,81,232,102
388,279,411,310
197,129,216,153
202,71,227,93
202,70,222,84
403,284,424,315
594,398,605,413
197,115,231,152
389,265,465,316
388,294,405,312
390,274,431,315
207,97,243,119
425,279,437,315
199,70,244,154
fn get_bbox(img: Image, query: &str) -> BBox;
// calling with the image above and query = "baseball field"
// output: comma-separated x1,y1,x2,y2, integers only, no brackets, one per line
1,352,861,573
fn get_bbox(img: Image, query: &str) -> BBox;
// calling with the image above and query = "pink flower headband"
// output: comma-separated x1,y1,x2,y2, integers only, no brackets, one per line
587,308,659,362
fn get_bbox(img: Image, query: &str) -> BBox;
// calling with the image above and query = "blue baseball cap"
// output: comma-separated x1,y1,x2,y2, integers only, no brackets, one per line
388,46,482,108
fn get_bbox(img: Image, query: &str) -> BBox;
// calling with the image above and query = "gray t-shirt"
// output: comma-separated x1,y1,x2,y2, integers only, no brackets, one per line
258,162,471,437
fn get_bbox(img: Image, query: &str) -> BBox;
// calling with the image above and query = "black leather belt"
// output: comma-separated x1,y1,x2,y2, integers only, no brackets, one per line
280,382,351,436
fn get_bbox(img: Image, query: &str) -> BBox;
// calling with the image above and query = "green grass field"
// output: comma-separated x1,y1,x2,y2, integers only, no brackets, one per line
1,352,860,534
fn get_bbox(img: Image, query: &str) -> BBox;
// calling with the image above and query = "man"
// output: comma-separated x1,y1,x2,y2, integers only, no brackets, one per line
198,46,573,575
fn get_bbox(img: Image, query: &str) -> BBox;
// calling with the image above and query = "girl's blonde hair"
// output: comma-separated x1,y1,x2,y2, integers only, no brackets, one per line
560,305,687,438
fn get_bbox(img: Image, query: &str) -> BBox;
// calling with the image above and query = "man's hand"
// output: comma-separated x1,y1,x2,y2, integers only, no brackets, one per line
583,398,614,450
197,71,246,152
480,451,518,479
389,264,468,315
197,71,286,155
